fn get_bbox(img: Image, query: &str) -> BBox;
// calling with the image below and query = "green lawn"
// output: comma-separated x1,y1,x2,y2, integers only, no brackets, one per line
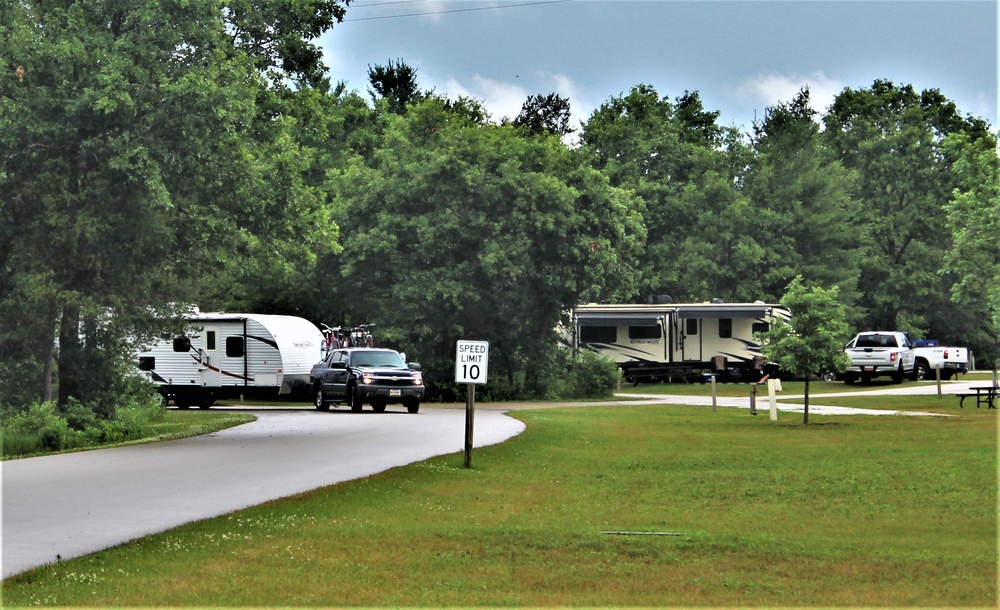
3,401,995,607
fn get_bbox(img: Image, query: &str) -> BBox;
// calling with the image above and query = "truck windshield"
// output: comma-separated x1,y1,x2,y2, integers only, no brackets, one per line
350,351,406,368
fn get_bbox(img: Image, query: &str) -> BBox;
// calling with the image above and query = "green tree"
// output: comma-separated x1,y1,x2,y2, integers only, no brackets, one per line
823,80,994,342
743,88,861,308
367,59,423,115
942,130,1000,362
581,86,773,303
512,93,573,137
326,97,644,399
760,277,851,424
0,0,348,412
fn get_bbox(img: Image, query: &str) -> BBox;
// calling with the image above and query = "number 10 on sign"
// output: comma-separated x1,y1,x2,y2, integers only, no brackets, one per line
455,340,489,384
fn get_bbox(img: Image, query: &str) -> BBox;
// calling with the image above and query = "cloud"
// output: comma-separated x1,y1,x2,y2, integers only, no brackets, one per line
736,71,846,118
438,74,527,122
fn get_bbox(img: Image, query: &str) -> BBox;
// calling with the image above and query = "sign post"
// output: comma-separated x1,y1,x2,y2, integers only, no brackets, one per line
456,340,489,468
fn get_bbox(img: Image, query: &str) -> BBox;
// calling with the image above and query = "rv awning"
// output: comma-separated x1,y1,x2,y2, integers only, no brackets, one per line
677,306,769,319
576,315,661,327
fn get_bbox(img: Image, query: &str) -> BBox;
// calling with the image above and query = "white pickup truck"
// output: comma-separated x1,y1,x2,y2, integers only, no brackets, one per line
910,339,970,381
843,331,916,384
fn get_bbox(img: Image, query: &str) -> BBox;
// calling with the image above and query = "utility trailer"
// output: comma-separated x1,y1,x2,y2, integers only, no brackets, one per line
569,301,791,383
135,312,323,408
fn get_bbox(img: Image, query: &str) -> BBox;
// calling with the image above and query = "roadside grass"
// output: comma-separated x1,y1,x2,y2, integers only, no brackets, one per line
1,411,255,460
617,375,991,398
4,403,995,607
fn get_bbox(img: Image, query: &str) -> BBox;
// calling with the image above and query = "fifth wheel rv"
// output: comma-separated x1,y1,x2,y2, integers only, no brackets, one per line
135,312,323,408
569,300,791,383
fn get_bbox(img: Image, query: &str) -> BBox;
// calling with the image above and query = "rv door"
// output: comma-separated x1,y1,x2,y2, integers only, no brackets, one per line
681,317,701,363
199,327,222,387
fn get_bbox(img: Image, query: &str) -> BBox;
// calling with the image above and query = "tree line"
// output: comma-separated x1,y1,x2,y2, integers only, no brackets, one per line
2,0,997,415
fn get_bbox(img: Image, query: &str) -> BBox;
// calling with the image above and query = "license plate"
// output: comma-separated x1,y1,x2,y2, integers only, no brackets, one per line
864,366,874,372
389,390,401,397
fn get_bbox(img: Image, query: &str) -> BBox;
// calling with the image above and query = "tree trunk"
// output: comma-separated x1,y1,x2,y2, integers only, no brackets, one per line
56,304,80,410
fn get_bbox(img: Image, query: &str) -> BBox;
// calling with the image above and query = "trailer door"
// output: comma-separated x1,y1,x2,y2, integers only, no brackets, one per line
200,328,222,387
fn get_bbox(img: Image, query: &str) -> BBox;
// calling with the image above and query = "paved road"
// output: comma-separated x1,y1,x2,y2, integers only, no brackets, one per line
1,407,525,579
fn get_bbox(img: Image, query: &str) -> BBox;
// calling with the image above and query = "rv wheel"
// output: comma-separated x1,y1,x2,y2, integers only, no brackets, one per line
175,397,192,409
198,396,215,409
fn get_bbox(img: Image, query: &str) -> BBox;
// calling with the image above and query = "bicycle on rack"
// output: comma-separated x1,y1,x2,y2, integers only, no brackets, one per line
319,324,350,354
347,324,376,348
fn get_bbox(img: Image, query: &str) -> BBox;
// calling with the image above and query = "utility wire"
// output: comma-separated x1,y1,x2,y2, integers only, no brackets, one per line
345,0,575,22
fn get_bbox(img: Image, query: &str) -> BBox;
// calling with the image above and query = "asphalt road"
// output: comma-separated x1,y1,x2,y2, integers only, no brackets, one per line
1,407,526,579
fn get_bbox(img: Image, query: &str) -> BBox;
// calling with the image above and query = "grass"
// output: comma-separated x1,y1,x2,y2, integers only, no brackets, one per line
1,410,255,461
3,400,995,607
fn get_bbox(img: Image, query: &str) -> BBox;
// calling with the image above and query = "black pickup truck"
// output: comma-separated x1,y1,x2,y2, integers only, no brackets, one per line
310,348,425,413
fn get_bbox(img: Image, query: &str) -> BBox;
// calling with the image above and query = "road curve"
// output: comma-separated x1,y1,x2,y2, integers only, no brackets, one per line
1,407,525,579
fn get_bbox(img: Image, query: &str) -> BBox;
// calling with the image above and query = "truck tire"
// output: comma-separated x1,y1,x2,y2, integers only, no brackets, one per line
915,361,931,381
371,399,386,413
844,372,858,385
405,398,420,414
313,384,329,411
349,384,362,412
892,367,904,384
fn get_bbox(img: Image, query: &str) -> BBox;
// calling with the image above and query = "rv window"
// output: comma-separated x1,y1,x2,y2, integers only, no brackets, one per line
719,318,733,339
580,326,617,344
172,337,191,352
628,325,660,340
226,336,245,358
752,322,769,335
686,319,698,335
138,356,155,371
206,331,216,351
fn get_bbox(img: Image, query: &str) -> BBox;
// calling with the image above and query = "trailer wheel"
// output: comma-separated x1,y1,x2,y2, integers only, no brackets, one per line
314,385,329,411
198,396,215,409
175,396,192,409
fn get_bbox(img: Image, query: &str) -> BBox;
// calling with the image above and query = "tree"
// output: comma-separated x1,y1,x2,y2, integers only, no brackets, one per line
0,0,348,413
823,80,994,341
942,131,1000,362
367,59,423,115
581,85,768,302
760,277,850,424
512,93,573,137
326,97,644,399
743,88,861,309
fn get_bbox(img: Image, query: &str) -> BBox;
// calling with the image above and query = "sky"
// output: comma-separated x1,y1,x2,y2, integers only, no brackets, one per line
318,0,998,138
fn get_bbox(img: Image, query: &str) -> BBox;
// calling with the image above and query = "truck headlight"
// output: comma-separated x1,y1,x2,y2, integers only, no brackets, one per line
413,372,423,385
362,372,374,385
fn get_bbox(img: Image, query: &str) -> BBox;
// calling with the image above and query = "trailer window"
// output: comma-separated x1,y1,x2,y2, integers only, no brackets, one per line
752,322,769,335
138,357,154,371
686,319,698,335
719,318,733,339
226,336,245,358
172,337,191,352
580,326,617,344
628,325,660,340
205,331,216,351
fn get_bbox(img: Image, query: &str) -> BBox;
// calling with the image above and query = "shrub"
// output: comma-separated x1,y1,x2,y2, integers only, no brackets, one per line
563,349,620,399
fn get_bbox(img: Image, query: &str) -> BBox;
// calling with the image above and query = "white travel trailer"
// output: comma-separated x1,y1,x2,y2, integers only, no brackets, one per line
135,312,323,408
569,300,791,383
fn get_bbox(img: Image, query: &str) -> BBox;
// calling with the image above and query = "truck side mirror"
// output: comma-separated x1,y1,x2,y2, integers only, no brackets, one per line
409,363,422,371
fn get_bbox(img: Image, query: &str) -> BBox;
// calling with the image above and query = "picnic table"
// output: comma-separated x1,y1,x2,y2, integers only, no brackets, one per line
957,385,997,409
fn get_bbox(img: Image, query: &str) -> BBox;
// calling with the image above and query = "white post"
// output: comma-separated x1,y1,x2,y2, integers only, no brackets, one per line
711,375,717,412
767,379,778,421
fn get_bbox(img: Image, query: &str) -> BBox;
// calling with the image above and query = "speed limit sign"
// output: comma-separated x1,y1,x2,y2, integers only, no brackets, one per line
455,340,489,384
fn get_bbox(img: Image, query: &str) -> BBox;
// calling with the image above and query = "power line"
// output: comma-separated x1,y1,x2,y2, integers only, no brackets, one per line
344,0,575,22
